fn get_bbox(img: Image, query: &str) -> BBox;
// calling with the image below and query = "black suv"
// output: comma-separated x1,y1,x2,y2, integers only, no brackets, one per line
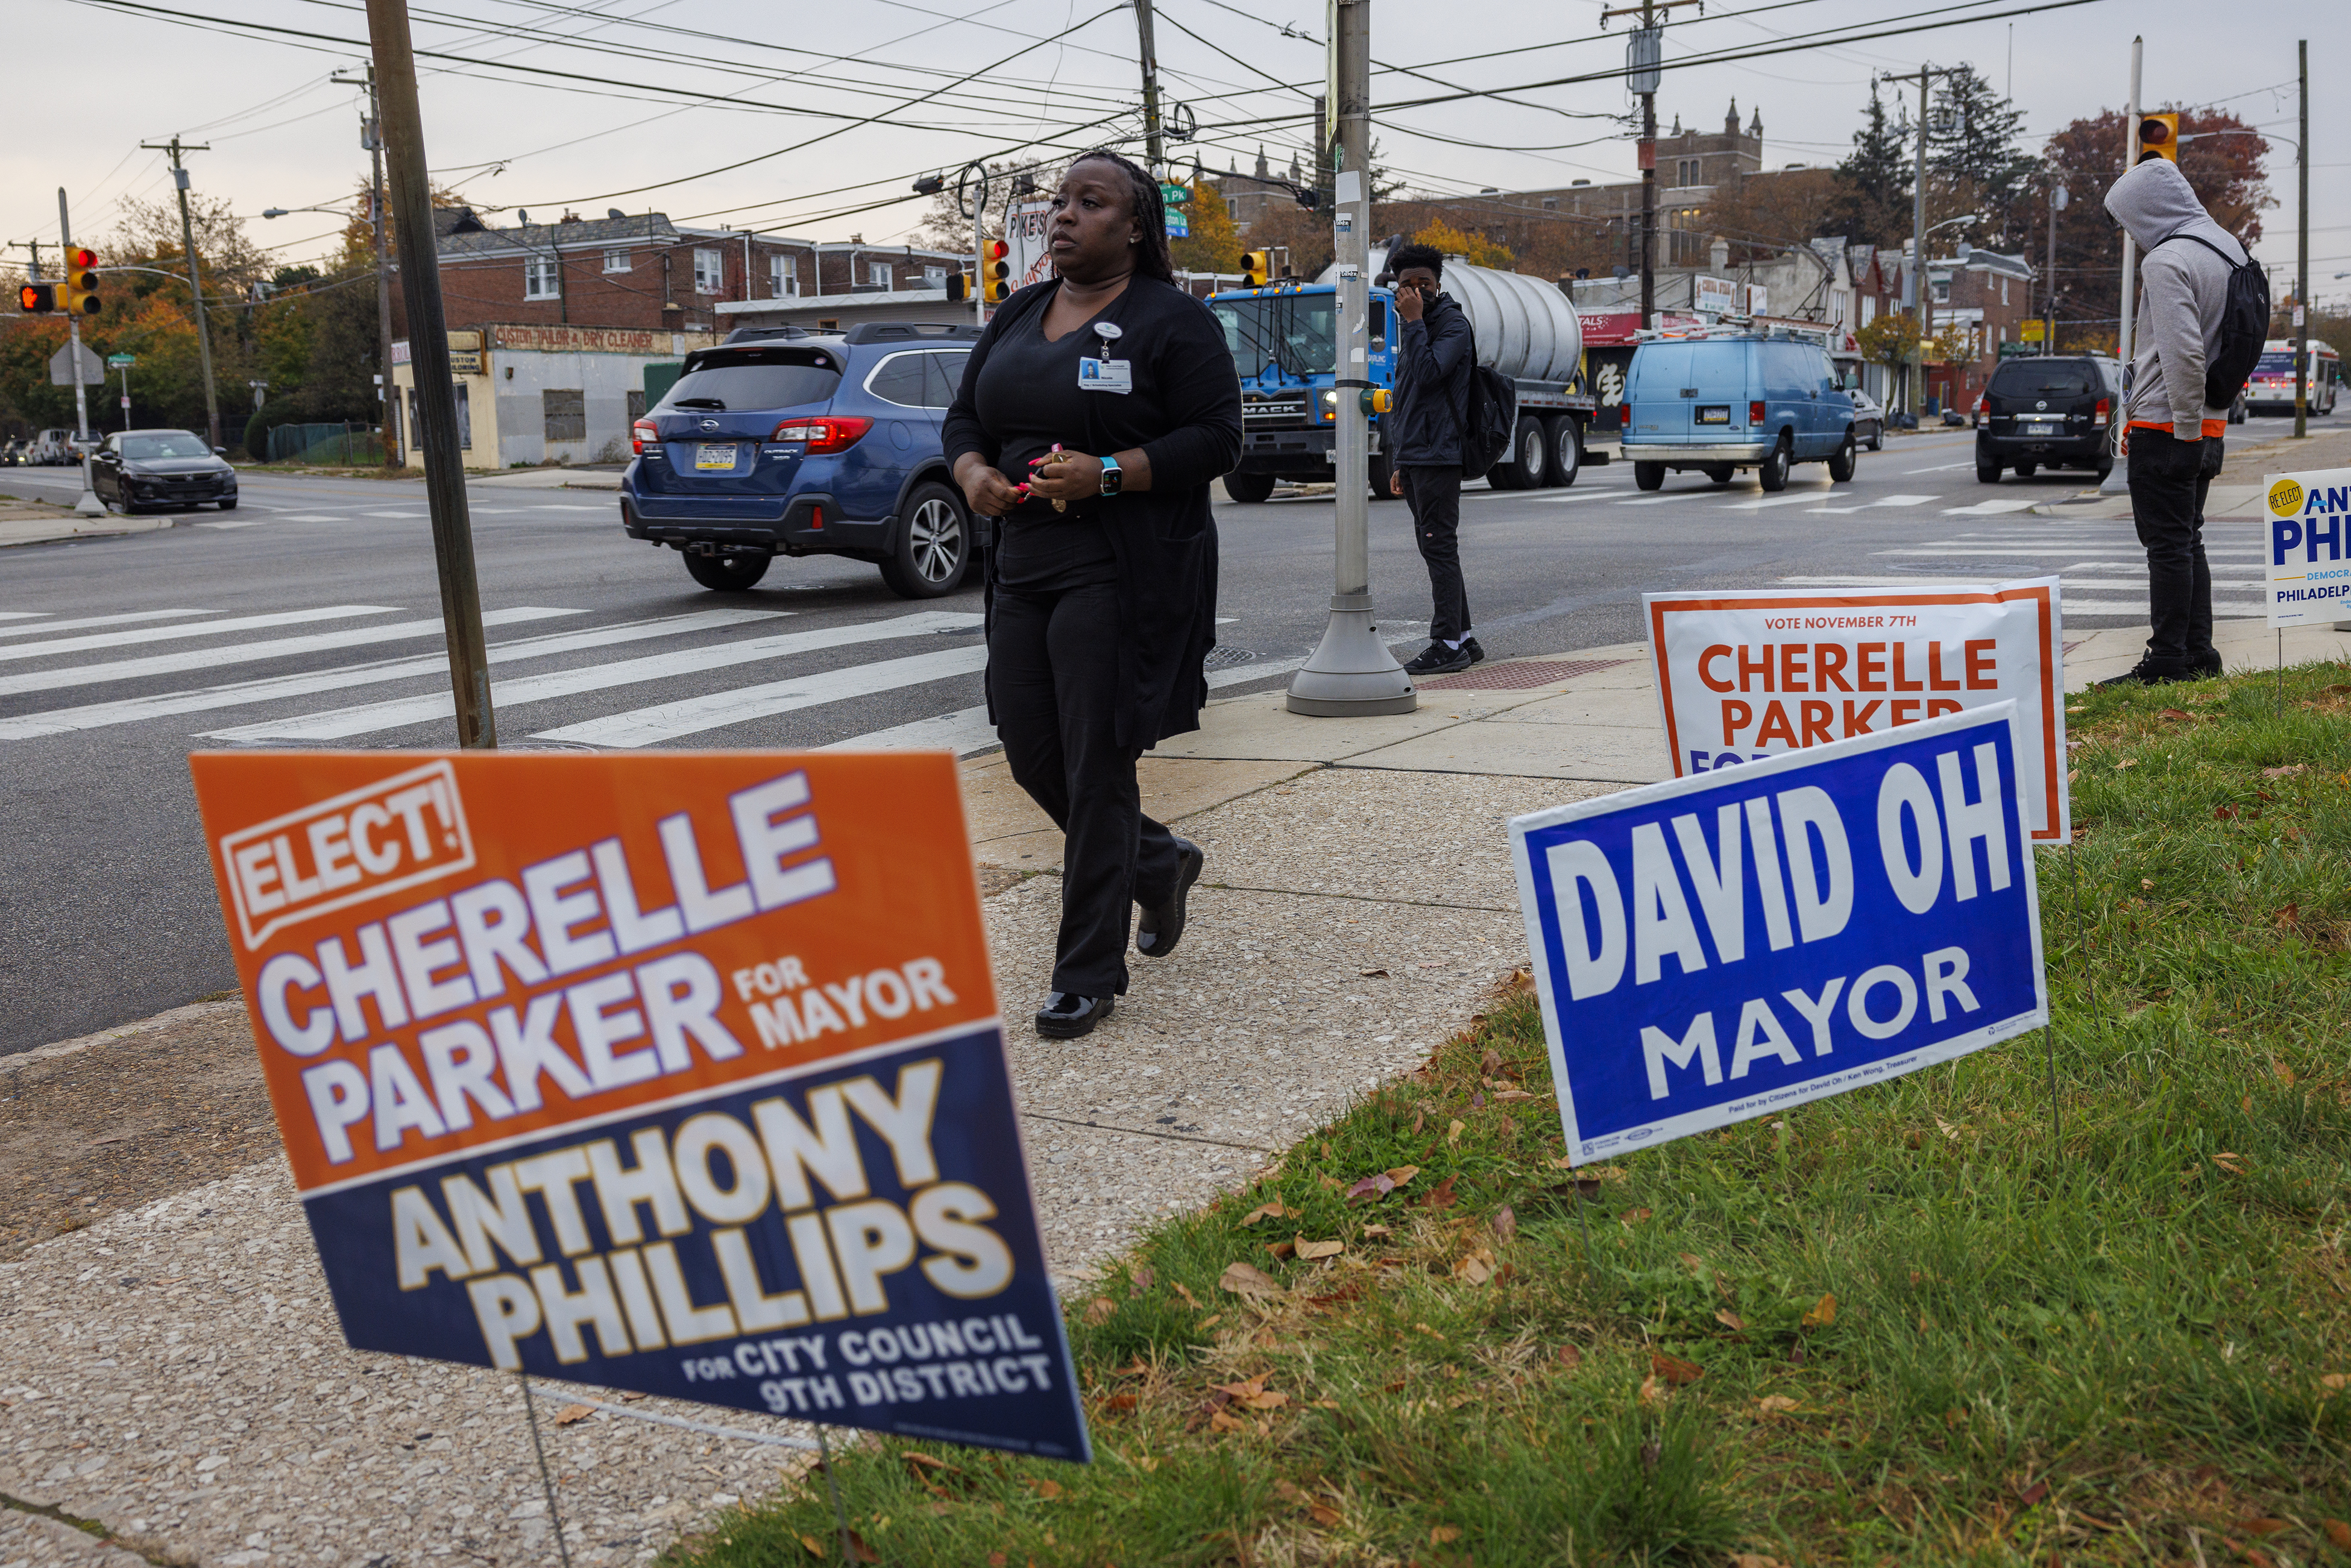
1975,356,2122,483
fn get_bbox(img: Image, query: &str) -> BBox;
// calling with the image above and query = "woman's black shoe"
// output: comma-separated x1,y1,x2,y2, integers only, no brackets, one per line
1036,992,1114,1038
1404,641,1471,676
1136,839,1203,959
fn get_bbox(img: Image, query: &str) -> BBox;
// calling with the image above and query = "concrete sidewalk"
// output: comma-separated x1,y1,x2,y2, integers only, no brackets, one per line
9,609,2351,1566
0,494,178,550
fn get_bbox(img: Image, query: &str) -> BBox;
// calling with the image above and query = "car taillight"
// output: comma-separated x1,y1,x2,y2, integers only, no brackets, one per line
1975,394,1987,415
770,417,872,455
2093,397,2110,426
631,418,657,456
1748,400,1766,425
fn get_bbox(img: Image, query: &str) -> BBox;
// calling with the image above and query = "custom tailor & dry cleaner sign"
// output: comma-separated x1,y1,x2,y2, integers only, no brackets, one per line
2263,468,2351,628
1644,579,2069,842
188,751,1088,1461
1512,705,2048,1165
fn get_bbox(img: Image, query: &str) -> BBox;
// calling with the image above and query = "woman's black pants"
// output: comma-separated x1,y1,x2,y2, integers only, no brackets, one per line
988,581,1183,998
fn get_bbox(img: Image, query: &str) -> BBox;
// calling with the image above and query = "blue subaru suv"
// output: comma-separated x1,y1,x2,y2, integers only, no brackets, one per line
622,322,984,597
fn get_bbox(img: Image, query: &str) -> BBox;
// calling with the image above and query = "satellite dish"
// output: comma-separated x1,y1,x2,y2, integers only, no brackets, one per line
608,208,625,220
517,209,529,224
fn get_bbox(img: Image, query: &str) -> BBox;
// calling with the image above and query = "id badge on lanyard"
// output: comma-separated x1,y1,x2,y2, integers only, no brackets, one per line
1078,320,1132,394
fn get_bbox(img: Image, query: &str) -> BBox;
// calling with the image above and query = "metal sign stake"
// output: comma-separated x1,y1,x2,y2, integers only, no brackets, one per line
519,1373,576,1568
816,1426,857,1563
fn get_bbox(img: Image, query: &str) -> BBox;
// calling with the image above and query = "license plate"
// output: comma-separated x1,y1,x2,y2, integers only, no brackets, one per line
694,443,738,470
2022,423,2055,437
1695,405,1729,425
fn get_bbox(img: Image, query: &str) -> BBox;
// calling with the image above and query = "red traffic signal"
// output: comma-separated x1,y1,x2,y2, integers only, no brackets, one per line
57,247,101,316
17,282,55,313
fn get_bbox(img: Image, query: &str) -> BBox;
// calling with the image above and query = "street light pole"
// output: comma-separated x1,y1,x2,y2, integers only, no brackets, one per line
1285,0,1412,717
338,67,402,469
367,0,496,748
2044,182,2066,355
140,138,222,453
57,192,105,518
2098,36,2142,497
2295,37,2308,440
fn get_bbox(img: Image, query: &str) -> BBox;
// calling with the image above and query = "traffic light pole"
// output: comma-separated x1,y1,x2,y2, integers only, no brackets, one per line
2098,37,2142,497
1285,0,1412,718
367,0,497,749
2294,37,2308,441
142,139,222,453
57,192,105,518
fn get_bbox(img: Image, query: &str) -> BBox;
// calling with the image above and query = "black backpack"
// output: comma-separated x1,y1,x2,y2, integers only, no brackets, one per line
2156,231,2270,408
1441,312,1518,477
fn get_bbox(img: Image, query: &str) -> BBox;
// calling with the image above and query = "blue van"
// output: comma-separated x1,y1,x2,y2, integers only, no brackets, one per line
1620,332,1860,493
621,322,983,597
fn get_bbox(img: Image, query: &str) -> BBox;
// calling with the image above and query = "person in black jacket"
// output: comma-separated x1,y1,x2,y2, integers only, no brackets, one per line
1381,243,1483,676
944,150,1244,1040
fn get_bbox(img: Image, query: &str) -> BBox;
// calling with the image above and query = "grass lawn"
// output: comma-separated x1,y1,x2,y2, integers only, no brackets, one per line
670,664,2351,1567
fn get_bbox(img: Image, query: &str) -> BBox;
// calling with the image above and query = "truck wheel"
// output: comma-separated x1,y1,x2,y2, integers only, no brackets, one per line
879,482,969,598
1368,455,1399,498
1634,461,1664,492
1827,430,1857,483
685,550,772,591
1542,417,1581,488
1757,438,1792,493
1223,471,1276,503
1496,415,1545,490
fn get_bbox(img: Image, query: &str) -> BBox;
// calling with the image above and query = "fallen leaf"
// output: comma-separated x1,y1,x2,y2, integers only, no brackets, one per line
1679,1252,1708,1274
2115,758,2138,770
1307,1501,1342,1526
2264,763,2307,778
1413,1321,1447,1341
2065,704,2086,714
1208,1407,1250,1432
1361,1224,1393,1238
2016,1478,2049,1507
1241,1200,1288,1226
1294,1236,1344,1261
1490,1204,1518,1242
1481,1047,1504,1072
1934,1116,1960,1141
847,1531,880,1565
1418,1174,1459,1210
2241,1517,2290,1537
1172,1281,1201,1309
1730,1556,1789,1568
1197,1314,1223,1329
2068,767,2080,783
1446,1118,1467,1145
1555,1343,1583,1370
2323,1519,2351,1550
1360,968,1390,978
1129,1265,1154,1294
552,1403,594,1426
2215,804,2237,819
1084,1296,1116,1325
1430,1525,1462,1543
1344,1174,1394,1203
1652,1352,1704,1386
2271,1059,2296,1085
1264,1239,1296,1261
1219,1261,1284,1300
1637,1373,1668,1405
1025,1476,1063,1500
903,1452,954,1477
2213,1151,2248,1176
2140,877,2156,891
1756,1395,1799,1416
1618,1206,1654,1227
1453,1249,1495,1285
1385,1165,1421,1186
802,1534,832,1560
1468,1091,1486,1109
1801,1292,1838,1329
1101,1391,1138,1413
2320,1373,2348,1394
1492,1087,1538,1102
2159,707,2191,722
1211,1376,1289,1411
1715,1308,1748,1332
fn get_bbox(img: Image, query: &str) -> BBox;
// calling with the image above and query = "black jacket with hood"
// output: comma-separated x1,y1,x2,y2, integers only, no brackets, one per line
943,276,1244,752
1383,291,1473,467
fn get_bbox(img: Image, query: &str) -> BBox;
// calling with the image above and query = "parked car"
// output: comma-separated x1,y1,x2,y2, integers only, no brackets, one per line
622,322,984,597
1620,332,1860,491
1844,382,1886,450
90,429,239,512
1974,354,2123,483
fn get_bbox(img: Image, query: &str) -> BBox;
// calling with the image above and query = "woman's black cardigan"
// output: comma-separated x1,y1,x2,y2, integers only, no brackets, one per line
942,276,1244,752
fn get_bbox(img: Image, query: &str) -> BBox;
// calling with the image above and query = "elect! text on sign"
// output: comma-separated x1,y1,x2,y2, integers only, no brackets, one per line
190,751,1087,1461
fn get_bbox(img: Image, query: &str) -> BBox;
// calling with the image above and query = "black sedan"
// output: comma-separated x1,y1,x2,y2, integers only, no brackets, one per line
92,429,239,514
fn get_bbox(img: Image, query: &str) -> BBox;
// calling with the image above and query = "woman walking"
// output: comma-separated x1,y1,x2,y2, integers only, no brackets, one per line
945,150,1242,1039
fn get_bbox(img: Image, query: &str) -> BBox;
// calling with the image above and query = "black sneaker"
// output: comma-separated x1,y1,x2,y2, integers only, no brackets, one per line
1462,637,1486,664
1136,839,1203,959
2188,646,2223,677
1036,992,1113,1039
1403,641,1472,676
2100,656,2194,687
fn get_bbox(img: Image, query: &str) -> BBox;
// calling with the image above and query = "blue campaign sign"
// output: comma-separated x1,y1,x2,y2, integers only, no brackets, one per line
1511,703,2046,1163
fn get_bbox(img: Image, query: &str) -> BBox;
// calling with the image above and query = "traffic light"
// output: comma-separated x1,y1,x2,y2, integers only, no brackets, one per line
2138,113,2179,163
946,272,970,303
981,239,1011,304
57,248,100,316
16,282,55,313
1241,249,1273,287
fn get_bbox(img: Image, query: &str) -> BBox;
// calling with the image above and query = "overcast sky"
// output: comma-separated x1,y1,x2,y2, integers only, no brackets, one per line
8,0,2342,300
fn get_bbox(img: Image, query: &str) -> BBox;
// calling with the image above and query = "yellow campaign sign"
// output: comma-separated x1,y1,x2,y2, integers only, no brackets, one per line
2018,320,2046,342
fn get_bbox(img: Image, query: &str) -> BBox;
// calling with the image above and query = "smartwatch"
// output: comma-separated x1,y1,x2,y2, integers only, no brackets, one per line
1098,453,1124,496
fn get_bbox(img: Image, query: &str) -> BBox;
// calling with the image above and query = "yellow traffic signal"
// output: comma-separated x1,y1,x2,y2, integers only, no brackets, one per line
980,239,1011,303
1241,249,1273,288
57,247,101,316
17,282,55,313
2138,113,2179,163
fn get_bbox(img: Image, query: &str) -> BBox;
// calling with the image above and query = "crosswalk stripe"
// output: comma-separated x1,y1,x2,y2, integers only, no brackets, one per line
1868,495,1938,506
0,612,49,622
198,520,269,530
199,609,984,743
0,609,785,743
0,607,579,701
0,605,398,664
1939,500,2040,515
0,609,210,641
1723,493,1833,511
362,511,426,518
531,644,992,748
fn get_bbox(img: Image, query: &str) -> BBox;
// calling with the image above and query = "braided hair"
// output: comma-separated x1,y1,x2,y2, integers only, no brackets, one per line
1067,148,1175,285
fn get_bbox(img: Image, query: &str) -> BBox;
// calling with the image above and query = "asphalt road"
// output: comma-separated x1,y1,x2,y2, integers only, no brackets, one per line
3,413,2338,1053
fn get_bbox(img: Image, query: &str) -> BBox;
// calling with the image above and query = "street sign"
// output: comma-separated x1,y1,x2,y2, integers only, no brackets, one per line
1165,210,1191,239
1513,704,2047,1165
48,340,103,386
2262,468,2351,627
2018,320,2045,342
107,352,137,367
187,750,1091,1463
1159,182,1190,206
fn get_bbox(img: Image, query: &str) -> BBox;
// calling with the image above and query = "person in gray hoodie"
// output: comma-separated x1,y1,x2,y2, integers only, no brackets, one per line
2103,156,2249,682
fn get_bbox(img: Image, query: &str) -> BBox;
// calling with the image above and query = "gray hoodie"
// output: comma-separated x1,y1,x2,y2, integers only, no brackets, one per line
2104,157,2249,441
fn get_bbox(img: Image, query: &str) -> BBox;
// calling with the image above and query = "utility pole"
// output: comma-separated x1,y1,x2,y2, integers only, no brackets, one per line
1132,0,1166,174
1601,0,1695,328
57,194,105,517
2294,37,2308,440
1285,0,1412,717
337,66,401,469
2099,37,2142,497
367,0,496,748
1880,65,1957,418
141,139,222,452
2044,181,2065,355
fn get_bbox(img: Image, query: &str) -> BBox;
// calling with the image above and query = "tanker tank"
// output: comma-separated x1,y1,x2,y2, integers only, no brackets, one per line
1320,241,1584,382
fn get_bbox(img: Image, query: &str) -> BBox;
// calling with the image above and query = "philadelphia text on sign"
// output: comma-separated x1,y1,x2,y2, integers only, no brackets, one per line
2263,468,2351,629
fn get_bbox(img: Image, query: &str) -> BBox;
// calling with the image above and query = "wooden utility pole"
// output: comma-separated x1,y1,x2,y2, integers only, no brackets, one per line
2294,37,2308,439
141,138,221,451
366,0,497,748
1601,0,1699,326
1133,0,1166,173
336,67,402,468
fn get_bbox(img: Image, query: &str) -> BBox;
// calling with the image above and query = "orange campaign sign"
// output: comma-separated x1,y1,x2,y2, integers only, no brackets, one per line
188,750,1088,1461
